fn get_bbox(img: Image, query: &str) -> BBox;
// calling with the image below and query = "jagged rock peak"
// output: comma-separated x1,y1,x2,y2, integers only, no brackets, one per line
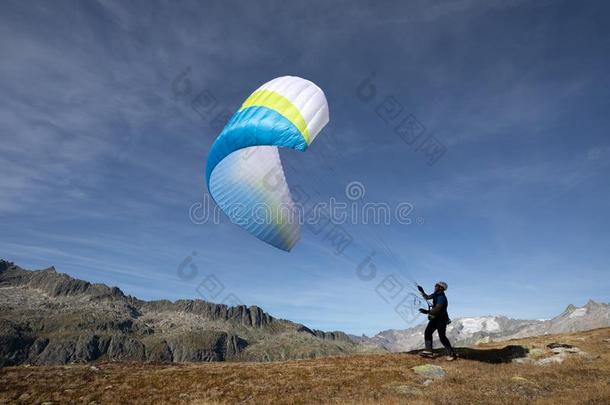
312,330,352,343
1,262,275,327
141,299,274,327
0,259,14,272
585,299,604,308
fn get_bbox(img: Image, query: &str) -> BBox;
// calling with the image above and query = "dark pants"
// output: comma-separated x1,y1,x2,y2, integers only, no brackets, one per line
424,317,455,356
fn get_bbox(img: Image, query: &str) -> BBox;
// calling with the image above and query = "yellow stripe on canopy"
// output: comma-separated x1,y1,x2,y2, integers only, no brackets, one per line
239,89,311,144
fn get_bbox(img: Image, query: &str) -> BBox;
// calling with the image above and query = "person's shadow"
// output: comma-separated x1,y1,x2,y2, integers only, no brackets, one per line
407,345,529,364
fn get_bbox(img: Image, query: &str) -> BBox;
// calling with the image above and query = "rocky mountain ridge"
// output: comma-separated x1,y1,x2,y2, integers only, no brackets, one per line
0,260,360,367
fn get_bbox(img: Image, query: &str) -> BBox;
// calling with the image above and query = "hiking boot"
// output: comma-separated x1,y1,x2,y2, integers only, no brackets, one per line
445,355,457,361
419,350,434,358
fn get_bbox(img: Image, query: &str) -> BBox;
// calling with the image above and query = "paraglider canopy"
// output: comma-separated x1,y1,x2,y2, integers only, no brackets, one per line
205,76,329,251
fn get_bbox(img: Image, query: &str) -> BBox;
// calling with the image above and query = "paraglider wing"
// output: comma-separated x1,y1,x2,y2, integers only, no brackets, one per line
205,76,329,251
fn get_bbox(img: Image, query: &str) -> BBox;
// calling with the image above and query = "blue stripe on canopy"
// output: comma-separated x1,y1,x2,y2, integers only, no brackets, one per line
205,106,308,188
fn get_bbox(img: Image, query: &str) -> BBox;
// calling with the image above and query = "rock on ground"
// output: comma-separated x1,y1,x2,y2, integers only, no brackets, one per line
393,384,423,395
528,348,546,358
412,364,447,379
536,355,566,366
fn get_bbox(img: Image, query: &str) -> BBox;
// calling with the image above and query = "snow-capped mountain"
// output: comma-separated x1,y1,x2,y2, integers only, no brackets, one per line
353,300,610,352
543,300,610,334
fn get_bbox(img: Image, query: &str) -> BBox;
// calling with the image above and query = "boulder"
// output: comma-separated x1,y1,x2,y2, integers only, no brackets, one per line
412,364,446,379
547,343,573,349
536,355,565,366
550,347,580,355
393,384,423,395
528,348,545,358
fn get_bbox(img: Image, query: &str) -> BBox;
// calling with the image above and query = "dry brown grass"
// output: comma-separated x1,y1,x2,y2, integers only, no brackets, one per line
2,328,610,404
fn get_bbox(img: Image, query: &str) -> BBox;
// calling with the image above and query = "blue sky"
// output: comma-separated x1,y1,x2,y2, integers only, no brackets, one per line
1,0,609,336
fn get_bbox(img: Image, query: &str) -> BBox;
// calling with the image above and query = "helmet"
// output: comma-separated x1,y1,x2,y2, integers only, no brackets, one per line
437,281,448,290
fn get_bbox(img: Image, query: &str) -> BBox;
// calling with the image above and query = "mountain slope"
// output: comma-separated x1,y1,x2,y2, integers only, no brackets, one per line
0,260,366,366
357,301,610,352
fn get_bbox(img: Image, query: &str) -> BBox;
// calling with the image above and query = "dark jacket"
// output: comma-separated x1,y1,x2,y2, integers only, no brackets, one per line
429,291,449,321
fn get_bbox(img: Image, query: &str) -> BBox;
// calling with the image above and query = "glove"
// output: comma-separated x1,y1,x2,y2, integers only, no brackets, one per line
417,285,425,293
419,308,429,314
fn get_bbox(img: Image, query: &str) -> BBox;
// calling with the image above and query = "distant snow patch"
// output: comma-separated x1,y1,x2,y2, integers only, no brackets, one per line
460,317,501,334
569,308,587,318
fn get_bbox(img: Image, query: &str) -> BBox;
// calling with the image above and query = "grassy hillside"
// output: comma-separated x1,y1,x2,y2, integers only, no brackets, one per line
2,328,609,404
